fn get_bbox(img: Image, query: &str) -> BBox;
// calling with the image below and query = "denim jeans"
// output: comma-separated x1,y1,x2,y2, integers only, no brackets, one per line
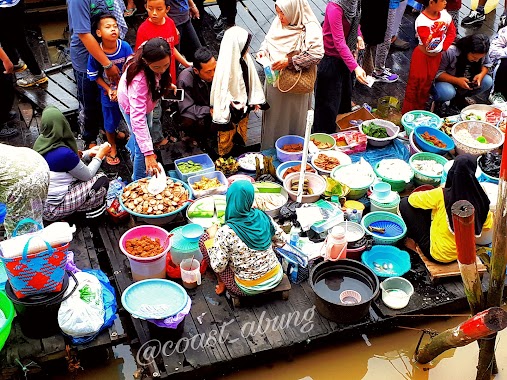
74,69,103,145
150,101,164,144
432,74,493,102
176,19,202,61
119,106,154,181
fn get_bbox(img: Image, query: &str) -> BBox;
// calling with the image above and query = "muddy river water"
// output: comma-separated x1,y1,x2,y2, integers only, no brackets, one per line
51,315,507,380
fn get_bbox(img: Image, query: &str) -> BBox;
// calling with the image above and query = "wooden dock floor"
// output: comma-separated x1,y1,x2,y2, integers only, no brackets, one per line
97,219,507,379
0,225,127,379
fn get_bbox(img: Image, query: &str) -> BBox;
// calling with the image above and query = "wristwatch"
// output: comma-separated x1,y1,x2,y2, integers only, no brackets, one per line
103,61,113,70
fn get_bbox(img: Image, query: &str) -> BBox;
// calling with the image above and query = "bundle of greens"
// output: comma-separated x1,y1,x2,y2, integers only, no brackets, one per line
362,122,389,138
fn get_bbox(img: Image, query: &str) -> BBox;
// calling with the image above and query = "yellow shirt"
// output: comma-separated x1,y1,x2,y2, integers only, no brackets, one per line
408,188,493,263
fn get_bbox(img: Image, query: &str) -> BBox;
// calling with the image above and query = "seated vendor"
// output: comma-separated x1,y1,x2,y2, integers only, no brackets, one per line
176,47,216,157
399,154,493,263
432,34,493,110
200,180,285,296
33,106,111,222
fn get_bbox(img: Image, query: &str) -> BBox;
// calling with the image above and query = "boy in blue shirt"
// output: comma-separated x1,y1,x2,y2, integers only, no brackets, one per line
87,14,132,165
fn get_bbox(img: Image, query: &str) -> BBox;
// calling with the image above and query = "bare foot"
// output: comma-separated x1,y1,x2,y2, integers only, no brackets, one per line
215,282,226,295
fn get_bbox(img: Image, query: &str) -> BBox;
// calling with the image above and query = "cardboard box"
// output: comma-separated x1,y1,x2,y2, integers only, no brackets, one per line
335,107,375,131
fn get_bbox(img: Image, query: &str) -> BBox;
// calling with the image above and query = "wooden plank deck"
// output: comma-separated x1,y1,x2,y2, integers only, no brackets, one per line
0,225,127,379
96,218,507,380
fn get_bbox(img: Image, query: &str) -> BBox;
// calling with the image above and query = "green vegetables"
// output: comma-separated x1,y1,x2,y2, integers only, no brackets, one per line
362,122,389,138
177,160,203,173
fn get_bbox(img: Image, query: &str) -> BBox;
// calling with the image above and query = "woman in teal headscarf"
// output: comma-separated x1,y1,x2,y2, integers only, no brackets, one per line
200,180,285,296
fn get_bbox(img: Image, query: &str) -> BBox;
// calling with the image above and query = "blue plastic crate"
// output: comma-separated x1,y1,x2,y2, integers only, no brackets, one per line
174,154,215,182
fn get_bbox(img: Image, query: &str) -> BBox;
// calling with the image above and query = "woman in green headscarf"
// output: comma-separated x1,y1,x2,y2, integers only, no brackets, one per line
33,106,112,221
200,180,285,296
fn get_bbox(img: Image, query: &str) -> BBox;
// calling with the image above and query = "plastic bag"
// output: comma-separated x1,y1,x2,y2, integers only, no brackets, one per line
276,245,309,284
148,163,167,195
58,271,105,338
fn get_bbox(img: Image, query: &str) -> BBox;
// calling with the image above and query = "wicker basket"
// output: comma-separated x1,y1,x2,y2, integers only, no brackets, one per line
451,121,504,156
409,152,448,186
361,212,407,245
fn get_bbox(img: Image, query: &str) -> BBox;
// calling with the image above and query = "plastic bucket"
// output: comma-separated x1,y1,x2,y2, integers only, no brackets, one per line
0,291,14,351
275,135,304,162
5,272,76,339
119,225,172,282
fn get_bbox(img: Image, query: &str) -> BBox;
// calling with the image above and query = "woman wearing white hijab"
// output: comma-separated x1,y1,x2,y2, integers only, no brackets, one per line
258,0,324,150
210,26,268,157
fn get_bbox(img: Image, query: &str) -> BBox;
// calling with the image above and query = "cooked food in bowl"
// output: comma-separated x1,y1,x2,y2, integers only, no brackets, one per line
313,153,341,172
253,193,287,211
282,143,303,152
191,176,223,191
122,178,189,215
290,178,313,195
283,163,316,179
311,138,333,150
420,131,446,148
126,236,164,258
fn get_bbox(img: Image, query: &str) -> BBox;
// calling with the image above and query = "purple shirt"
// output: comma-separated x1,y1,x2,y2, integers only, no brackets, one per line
322,3,359,72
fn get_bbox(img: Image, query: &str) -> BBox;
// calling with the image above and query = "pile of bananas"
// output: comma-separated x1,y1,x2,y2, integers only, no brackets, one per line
215,157,239,176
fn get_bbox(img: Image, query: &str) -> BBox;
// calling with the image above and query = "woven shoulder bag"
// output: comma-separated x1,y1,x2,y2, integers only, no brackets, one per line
278,65,316,94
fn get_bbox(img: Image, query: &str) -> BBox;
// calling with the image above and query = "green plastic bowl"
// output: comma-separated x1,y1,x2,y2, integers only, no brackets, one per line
374,162,414,193
310,133,336,151
331,164,375,200
0,291,14,351
409,152,448,187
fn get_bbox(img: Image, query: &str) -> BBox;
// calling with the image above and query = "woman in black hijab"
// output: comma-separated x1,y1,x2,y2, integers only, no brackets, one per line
399,154,492,263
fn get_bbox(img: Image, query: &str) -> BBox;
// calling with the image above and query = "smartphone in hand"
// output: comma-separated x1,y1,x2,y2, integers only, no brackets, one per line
163,89,185,102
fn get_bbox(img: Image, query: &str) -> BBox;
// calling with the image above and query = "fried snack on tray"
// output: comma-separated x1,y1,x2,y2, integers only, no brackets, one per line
282,143,303,152
283,164,315,179
313,154,340,171
191,176,222,190
126,235,163,257
121,178,189,215
421,131,446,148
311,138,333,149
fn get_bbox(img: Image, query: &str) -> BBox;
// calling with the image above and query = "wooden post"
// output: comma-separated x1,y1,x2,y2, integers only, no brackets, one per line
477,144,507,380
415,307,507,364
452,200,484,315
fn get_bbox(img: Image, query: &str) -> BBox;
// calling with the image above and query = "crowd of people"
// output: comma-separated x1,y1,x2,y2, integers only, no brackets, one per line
1,0,507,231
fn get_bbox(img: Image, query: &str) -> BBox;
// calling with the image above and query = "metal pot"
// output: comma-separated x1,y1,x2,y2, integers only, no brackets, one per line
309,259,379,324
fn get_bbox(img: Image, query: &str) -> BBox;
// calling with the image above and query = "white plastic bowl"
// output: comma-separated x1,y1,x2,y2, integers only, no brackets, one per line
283,172,326,203
311,151,352,175
360,119,400,147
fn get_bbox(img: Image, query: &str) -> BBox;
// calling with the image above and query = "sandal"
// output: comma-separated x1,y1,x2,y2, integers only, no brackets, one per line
116,130,128,140
124,7,137,17
106,155,121,166
154,137,169,148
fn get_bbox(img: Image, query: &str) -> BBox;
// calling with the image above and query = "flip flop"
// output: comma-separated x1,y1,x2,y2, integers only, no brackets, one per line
106,155,120,166
124,7,137,17
116,130,128,140
154,137,169,148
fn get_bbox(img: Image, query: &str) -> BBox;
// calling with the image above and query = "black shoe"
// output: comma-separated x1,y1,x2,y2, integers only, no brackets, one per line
461,10,485,27
500,14,507,30
213,16,226,31
216,29,226,41
0,123,19,138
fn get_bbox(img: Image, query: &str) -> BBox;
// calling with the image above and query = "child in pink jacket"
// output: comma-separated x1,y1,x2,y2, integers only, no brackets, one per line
118,38,177,180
